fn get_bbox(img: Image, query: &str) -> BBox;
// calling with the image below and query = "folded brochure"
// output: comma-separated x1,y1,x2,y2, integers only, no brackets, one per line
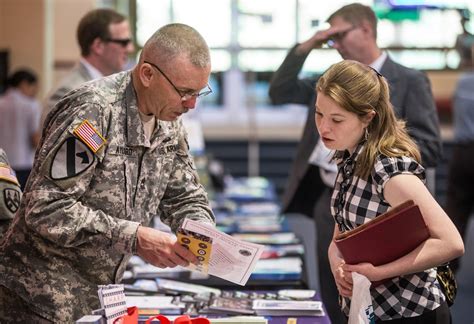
179,219,264,286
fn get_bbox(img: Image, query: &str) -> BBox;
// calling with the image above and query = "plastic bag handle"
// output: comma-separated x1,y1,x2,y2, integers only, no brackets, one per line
145,314,171,324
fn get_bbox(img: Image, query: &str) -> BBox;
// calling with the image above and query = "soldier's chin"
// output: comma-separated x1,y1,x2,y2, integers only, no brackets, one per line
161,114,179,122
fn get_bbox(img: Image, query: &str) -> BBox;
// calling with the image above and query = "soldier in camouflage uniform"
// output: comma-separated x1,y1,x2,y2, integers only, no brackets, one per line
0,148,22,236
0,23,215,322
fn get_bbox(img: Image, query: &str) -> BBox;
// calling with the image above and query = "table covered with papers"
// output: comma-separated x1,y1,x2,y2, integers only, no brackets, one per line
78,281,330,323
77,177,331,323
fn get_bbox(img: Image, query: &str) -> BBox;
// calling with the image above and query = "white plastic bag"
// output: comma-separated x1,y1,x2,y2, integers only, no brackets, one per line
348,272,375,324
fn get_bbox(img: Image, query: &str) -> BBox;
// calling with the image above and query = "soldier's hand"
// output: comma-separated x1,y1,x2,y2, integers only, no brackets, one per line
136,226,199,268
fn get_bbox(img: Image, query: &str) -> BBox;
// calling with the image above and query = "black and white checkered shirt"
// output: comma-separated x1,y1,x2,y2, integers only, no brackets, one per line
331,144,445,321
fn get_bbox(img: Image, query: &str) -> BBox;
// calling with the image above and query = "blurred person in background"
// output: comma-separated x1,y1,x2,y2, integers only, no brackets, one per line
41,8,134,126
445,46,474,274
269,3,442,323
0,69,41,190
455,9,474,70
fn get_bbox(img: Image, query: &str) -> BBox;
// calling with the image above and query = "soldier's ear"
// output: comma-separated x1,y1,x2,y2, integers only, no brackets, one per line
139,63,153,88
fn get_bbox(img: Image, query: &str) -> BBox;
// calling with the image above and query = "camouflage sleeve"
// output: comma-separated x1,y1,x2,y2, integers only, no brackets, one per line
158,121,215,232
23,92,139,254
0,148,22,224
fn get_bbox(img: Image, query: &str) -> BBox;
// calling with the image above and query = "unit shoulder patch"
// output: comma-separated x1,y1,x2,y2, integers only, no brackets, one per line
3,188,21,214
50,137,95,180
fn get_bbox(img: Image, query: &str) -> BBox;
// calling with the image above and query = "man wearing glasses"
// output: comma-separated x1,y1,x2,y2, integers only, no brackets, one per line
0,23,215,322
269,3,441,324
41,8,134,126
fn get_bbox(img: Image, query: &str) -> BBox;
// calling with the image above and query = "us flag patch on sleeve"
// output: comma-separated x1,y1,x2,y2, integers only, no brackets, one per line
73,120,106,153
0,163,19,186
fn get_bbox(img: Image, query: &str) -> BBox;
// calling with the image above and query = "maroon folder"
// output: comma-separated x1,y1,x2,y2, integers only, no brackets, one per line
334,200,430,284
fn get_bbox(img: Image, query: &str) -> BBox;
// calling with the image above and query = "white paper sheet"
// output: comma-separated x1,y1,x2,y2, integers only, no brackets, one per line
182,219,264,285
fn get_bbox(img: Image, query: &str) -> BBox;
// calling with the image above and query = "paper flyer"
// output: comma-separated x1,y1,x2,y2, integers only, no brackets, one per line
177,227,212,273
181,219,264,285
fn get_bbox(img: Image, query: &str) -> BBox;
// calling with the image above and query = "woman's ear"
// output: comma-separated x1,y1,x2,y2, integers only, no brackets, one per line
368,110,376,121
363,110,376,127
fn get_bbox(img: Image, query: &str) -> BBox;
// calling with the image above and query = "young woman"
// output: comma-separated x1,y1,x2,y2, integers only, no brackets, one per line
316,60,464,323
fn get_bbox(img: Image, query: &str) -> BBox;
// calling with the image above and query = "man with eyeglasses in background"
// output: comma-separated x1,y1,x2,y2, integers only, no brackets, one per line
0,23,215,322
269,3,441,323
41,8,134,126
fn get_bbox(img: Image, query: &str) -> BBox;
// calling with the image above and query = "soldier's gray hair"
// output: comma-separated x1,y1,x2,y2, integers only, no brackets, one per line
144,23,210,68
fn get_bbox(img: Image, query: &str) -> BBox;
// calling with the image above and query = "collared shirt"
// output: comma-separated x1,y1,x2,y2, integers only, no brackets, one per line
331,144,444,321
370,51,388,74
0,89,41,169
80,57,104,81
0,71,215,322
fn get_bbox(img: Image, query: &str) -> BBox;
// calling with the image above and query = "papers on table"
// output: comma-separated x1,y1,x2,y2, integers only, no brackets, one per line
125,295,184,315
252,299,325,316
181,219,264,286
132,263,189,279
209,316,268,324
200,296,255,315
260,244,304,259
97,284,127,324
251,257,302,281
230,232,299,245
155,278,221,297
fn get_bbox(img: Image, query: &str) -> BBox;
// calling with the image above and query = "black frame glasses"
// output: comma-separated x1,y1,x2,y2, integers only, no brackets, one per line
144,60,213,101
104,38,132,47
326,26,358,47
334,159,354,232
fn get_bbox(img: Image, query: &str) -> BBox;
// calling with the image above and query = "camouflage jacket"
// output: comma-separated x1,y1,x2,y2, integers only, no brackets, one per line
0,148,22,235
0,71,215,322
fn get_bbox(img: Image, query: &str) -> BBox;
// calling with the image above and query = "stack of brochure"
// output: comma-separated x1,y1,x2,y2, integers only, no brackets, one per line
132,263,190,279
199,297,255,315
252,299,325,316
125,295,184,315
155,278,222,297
210,316,267,324
250,257,302,281
231,232,300,245
97,284,128,323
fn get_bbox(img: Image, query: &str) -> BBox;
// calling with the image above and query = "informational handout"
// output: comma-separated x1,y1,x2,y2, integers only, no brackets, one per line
181,219,264,285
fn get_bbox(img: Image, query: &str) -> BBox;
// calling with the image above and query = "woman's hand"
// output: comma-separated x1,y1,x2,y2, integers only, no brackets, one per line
332,260,354,297
343,262,383,283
